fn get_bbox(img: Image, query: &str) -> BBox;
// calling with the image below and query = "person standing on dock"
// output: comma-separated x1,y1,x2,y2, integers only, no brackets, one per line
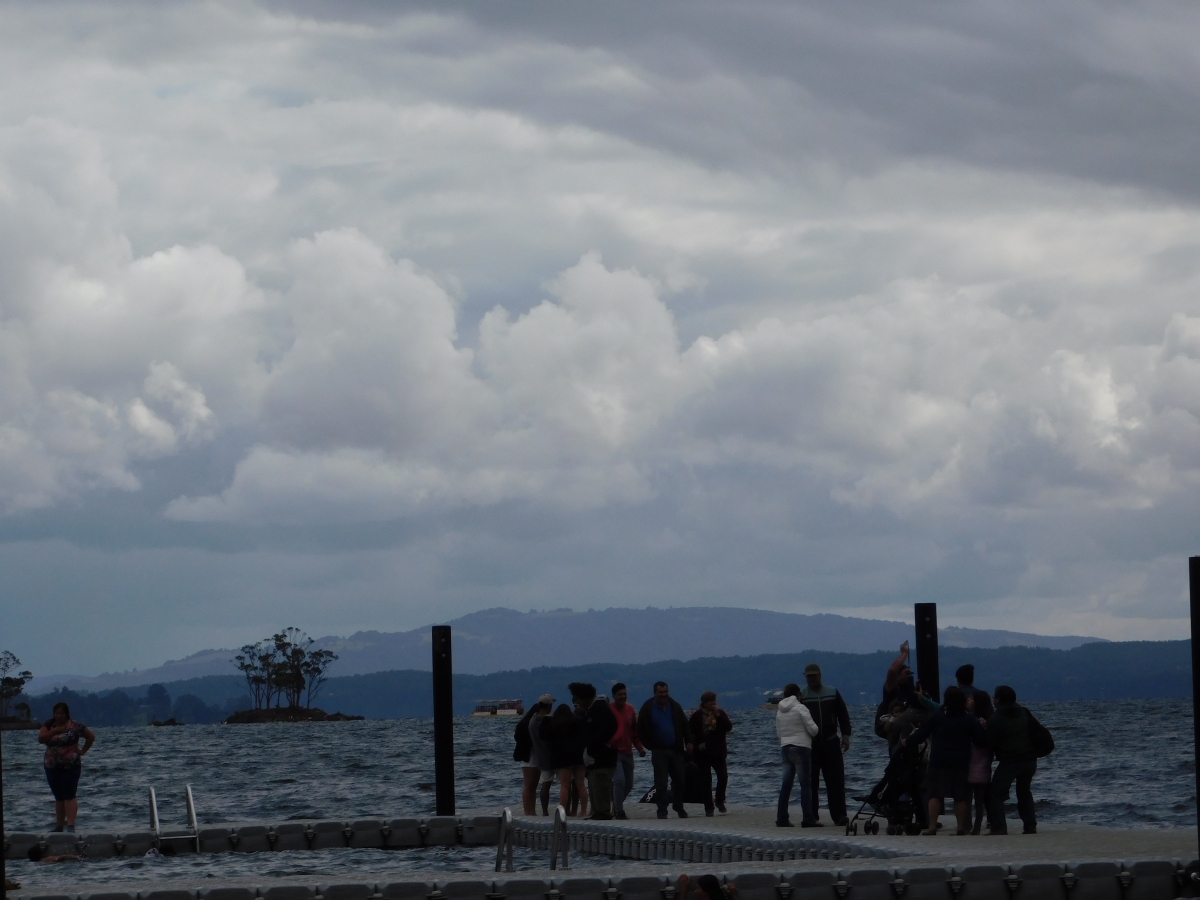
541,703,589,816
38,701,96,834
800,663,852,826
774,682,818,827
515,700,541,815
689,691,733,815
985,685,1038,835
571,682,618,820
528,694,556,815
609,682,645,820
637,680,693,819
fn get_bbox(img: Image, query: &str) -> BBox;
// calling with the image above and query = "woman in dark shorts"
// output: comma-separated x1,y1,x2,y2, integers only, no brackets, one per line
38,701,96,833
902,686,986,835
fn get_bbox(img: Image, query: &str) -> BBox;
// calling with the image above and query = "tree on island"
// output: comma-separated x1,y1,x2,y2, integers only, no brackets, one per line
0,650,33,718
233,628,338,710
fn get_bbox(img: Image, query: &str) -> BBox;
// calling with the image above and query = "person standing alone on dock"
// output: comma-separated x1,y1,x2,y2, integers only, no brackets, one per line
39,701,95,833
572,682,618,819
637,681,693,819
801,663,852,826
609,683,645,820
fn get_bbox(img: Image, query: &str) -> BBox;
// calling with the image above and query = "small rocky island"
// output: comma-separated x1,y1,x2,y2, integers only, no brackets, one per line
224,628,358,723
223,706,364,724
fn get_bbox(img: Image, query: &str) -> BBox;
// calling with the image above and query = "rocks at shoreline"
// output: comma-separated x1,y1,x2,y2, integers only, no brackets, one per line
0,715,40,730
222,706,364,724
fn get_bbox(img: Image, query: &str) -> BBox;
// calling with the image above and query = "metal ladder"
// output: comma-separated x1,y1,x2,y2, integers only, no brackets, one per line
149,784,201,853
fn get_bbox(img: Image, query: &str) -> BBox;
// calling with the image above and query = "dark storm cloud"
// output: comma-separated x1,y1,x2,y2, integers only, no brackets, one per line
1,2,1198,674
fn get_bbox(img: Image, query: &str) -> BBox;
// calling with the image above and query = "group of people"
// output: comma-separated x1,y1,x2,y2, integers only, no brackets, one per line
874,643,1044,835
514,652,1044,837
513,681,733,820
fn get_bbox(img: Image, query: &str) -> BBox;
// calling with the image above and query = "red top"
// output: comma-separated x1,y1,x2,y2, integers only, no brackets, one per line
609,702,644,754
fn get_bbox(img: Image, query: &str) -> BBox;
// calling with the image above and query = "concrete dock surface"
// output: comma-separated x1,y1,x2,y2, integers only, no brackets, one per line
549,802,1199,864
6,804,1198,898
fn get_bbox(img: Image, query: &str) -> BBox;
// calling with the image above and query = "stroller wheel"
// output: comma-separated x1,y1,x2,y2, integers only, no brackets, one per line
885,824,896,835
870,820,880,835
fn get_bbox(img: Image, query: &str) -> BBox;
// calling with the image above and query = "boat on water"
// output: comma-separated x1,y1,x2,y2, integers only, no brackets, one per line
471,699,525,717
761,689,785,710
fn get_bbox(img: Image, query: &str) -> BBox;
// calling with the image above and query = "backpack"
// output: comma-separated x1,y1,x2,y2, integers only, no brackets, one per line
512,710,534,763
1026,709,1054,758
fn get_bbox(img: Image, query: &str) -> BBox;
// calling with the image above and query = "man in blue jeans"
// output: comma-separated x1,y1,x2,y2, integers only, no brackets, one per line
609,683,645,820
636,681,693,819
775,682,819,826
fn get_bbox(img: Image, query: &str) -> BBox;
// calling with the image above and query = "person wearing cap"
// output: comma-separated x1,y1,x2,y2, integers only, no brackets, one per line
800,663,852,826
609,682,645,820
528,694,556,815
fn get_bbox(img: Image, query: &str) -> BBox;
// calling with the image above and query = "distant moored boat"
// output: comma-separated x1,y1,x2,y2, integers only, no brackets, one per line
471,699,525,717
761,690,785,710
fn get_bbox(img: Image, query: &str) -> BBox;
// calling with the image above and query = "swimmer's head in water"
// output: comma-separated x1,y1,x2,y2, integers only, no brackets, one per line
694,874,724,900
27,845,44,862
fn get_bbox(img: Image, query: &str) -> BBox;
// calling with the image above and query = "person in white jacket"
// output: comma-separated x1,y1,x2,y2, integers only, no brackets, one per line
775,683,820,827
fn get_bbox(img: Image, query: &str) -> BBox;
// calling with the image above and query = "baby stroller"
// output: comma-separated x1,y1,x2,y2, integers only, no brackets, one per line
846,743,925,836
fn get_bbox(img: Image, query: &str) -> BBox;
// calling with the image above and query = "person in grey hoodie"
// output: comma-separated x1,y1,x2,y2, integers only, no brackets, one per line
775,683,819,827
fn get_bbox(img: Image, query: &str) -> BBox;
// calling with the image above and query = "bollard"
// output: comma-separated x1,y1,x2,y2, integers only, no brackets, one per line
914,603,941,703
1,724,5,900
432,625,455,816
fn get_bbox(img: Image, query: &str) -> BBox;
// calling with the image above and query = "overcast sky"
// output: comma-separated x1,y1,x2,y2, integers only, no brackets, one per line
3,1,1199,677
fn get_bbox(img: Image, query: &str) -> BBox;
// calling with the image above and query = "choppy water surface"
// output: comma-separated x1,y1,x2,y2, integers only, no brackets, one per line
3,700,1194,889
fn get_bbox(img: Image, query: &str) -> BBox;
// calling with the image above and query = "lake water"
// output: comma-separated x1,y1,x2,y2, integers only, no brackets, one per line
3,699,1195,889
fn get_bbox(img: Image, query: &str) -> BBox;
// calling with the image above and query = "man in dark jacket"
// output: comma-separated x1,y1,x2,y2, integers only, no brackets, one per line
570,682,618,819
800,663,852,826
637,681,693,819
985,684,1037,834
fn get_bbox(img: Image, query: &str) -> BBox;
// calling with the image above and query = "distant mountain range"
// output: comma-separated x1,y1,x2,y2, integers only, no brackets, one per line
23,641,1185,726
25,606,1105,694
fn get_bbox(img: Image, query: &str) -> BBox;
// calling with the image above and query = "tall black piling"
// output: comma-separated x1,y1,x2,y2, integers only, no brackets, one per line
432,625,455,816
1,726,6,900
914,602,941,704
1190,556,1200,863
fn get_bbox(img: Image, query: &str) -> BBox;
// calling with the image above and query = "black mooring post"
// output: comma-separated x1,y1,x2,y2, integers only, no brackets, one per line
432,625,455,816
915,602,941,704
1,726,6,900
1189,557,1200,863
